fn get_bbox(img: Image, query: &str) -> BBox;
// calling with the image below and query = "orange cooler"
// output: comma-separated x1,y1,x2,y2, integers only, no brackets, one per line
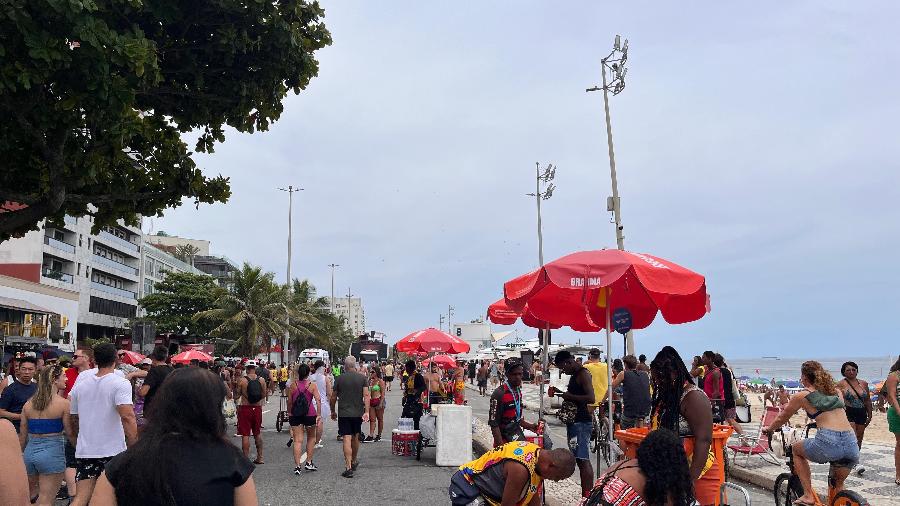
614,425,734,506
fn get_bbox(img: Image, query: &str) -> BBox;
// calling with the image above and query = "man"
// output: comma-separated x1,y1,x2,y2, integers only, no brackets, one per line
701,350,723,421
236,360,267,463
257,361,272,402
63,349,91,398
489,361,540,448
278,363,289,393
636,353,650,373
401,360,426,430
764,384,790,409
383,361,394,392
330,356,369,478
611,355,651,429
450,442,575,506
0,356,37,432
550,350,594,498
424,362,447,406
467,360,476,385
137,346,172,418
582,348,609,423
476,361,489,396
488,361,499,388
68,343,136,506
714,353,746,438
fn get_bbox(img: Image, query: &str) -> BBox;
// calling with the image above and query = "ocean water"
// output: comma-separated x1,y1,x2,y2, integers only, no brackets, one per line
724,356,898,383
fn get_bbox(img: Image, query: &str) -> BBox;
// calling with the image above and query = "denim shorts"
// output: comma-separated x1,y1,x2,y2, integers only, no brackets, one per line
23,434,66,475
802,428,859,467
567,421,592,460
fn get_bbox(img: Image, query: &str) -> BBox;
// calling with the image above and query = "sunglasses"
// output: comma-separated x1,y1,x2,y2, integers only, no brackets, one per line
73,354,85,359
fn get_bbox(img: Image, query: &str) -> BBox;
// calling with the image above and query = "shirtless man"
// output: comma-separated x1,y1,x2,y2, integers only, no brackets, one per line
236,361,267,464
425,363,446,407
764,384,790,409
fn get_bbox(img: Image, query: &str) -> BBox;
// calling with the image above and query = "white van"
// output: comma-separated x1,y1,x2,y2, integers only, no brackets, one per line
298,348,330,366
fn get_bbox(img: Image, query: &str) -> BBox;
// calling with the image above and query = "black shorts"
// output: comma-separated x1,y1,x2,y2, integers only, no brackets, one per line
289,415,317,427
279,381,287,391
845,406,868,425
477,379,487,387
385,376,393,382
338,416,363,436
65,440,76,468
75,456,113,482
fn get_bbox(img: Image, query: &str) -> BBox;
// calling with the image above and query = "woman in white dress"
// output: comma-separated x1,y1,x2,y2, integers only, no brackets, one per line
310,360,332,448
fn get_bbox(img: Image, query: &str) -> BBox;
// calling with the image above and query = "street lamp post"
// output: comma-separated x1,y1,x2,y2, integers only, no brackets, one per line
526,162,556,422
346,287,354,335
328,263,340,313
447,305,455,335
278,185,304,364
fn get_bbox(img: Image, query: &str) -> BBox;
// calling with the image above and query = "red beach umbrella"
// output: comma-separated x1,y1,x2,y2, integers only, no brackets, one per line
118,350,145,365
422,354,458,370
170,349,214,364
487,298,600,332
396,328,470,355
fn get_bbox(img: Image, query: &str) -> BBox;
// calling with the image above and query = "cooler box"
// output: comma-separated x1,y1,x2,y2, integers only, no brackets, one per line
392,429,419,456
523,428,543,448
434,404,472,466
615,425,734,505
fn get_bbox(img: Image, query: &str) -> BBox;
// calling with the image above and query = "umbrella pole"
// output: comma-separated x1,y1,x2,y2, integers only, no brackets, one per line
539,325,548,422
605,301,615,462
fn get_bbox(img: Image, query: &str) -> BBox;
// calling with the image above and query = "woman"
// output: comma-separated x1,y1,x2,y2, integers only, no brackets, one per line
91,368,257,505
18,366,71,506
763,361,860,505
883,355,900,485
837,361,872,473
289,363,321,473
309,360,332,448
364,367,386,442
648,346,715,505
581,428,694,506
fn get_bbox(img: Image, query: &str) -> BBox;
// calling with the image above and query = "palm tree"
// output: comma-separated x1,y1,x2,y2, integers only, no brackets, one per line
194,263,300,357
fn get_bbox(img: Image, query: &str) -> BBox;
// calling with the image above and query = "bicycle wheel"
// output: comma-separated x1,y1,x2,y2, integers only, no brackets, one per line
597,417,611,467
774,473,803,506
831,490,869,506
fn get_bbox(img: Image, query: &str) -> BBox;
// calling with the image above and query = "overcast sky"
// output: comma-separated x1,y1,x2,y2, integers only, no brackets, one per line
153,1,900,359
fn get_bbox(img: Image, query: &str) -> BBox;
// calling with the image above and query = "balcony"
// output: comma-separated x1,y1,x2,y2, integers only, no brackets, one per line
91,281,137,299
43,235,75,254
93,254,139,276
41,267,73,284
97,230,140,253
0,322,49,338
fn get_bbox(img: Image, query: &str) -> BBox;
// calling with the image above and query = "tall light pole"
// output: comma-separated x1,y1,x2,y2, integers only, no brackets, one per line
278,185,303,364
327,263,340,313
346,287,354,335
526,162,555,422
447,306,455,335
439,314,445,331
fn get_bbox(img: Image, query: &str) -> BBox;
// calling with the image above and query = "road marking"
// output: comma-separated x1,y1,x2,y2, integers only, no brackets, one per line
263,410,271,414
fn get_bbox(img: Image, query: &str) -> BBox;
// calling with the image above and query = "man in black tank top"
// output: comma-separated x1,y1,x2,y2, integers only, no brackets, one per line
551,351,595,497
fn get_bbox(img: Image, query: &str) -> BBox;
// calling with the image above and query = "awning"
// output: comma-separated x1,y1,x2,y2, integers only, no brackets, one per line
0,296,53,314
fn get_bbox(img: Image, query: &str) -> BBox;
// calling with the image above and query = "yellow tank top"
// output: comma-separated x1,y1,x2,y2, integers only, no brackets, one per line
459,442,542,506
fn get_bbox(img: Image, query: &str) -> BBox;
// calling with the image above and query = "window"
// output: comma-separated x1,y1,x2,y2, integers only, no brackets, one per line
145,258,153,274
77,263,81,275
89,296,136,318
144,279,154,295
87,238,91,248
78,234,82,246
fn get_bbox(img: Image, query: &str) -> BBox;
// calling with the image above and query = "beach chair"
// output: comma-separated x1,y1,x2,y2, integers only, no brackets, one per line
727,406,781,467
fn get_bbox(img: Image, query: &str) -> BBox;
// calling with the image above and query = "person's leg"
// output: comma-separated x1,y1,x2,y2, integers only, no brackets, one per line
368,406,376,436
71,479,96,506
342,435,353,470
37,473,64,506
728,417,744,435
852,422,865,448
316,416,324,445
241,436,250,458
894,433,900,482
291,426,303,467
65,467,76,497
830,465,851,494
351,428,361,465
791,441,816,503
376,407,384,437
305,426,316,464
576,459,593,497
253,433,264,462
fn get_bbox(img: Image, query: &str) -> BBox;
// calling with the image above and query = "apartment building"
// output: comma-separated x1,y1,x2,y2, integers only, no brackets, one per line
323,296,366,336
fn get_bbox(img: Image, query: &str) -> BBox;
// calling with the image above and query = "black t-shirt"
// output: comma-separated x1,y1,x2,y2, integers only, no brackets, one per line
0,380,37,431
142,365,173,413
567,368,592,423
105,437,254,505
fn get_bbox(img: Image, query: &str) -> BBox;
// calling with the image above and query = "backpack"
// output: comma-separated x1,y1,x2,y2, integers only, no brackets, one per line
246,377,264,404
291,381,310,418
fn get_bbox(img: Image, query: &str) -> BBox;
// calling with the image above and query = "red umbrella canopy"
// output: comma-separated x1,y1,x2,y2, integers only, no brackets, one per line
487,298,600,332
422,354,458,369
504,249,707,331
170,349,214,364
118,350,145,365
396,328,471,355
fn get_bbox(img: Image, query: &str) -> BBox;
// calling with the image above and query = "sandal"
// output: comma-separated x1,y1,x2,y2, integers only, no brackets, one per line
253,459,265,464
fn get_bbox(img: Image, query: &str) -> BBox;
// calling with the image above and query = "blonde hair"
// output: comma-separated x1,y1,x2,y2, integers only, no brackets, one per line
31,366,63,412
801,361,837,396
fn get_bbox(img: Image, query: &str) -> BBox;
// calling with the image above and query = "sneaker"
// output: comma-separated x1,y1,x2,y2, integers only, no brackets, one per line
373,434,382,442
856,466,866,475
351,460,359,471
341,469,354,478
314,441,324,449
56,486,69,500
293,466,302,475
286,438,293,448
361,435,373,443
304,462,318,471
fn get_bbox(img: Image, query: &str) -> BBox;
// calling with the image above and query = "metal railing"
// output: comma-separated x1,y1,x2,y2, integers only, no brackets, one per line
97,230,140,253
43,235,75,254
90,281,136,299
0,322,49,338
41,267,73,283
93,254,139,276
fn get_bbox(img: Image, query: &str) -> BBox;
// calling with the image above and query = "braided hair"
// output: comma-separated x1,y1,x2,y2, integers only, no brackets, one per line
636,429,695,505
650,346,694,431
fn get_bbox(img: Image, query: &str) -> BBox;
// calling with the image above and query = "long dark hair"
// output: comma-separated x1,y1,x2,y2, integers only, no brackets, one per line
110,368,229,505
637,429,694,505
650,346,694,431
890,355,900,373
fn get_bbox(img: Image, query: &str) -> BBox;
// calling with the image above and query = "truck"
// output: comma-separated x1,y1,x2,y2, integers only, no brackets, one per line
349,331,389,363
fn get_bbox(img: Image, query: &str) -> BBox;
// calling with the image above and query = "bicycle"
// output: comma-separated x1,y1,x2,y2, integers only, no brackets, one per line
591,400,622,468
772,429,869,506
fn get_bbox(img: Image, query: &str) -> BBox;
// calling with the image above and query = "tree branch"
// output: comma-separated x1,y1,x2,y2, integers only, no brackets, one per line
67,189,188,205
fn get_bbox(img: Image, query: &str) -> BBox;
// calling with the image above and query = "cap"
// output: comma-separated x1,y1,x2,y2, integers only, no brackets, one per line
139,358,152,365
245,360,258,368
588,348,601,357
554,350,574,365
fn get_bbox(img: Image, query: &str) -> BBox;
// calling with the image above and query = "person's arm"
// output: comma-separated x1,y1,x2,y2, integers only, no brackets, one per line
310,383,321,419
234,475,258,506
763,392,805,433
90,472,118,505
0,389,20,423
115,379,137,446
611,370,625,388
378,379,386,407
414,374,427,397
500,461,530,506
362,379,371,422
126,370,147,381
886,373,900,413
62,401,74,446
681,389,713,482
488,388,504,447
561,370,595,405
329,378,339,420
0,419,29,506
861,380,873,424
17,403,28,449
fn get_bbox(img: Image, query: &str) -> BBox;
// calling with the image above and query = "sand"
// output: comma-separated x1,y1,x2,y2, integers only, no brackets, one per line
746,394,897,446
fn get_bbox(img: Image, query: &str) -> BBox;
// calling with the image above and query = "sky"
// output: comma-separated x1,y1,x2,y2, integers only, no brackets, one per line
151,1,900,359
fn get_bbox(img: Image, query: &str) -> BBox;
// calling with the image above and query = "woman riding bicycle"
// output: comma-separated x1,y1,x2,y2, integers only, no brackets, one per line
763,361,859,506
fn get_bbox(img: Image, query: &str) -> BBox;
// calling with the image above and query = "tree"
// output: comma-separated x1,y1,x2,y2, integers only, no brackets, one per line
194,263,300,357
172,244,200,265
138,272,222,336
0,1,332,241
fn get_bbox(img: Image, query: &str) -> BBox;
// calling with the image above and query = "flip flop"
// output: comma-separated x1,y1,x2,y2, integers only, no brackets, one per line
253,459,265,465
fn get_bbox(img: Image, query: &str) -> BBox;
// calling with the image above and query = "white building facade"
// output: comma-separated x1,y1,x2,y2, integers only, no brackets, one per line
323,296,366,336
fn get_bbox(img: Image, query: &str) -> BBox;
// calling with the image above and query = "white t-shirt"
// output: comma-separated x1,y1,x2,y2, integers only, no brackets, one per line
69,370,133,458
